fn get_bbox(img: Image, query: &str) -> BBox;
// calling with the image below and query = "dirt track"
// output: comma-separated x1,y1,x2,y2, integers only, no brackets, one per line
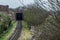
9,21,22,40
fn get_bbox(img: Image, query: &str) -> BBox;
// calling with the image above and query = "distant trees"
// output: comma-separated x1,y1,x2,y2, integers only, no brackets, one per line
24,4,48,26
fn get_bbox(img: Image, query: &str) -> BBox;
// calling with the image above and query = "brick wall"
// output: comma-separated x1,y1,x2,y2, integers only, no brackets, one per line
0,5,9,14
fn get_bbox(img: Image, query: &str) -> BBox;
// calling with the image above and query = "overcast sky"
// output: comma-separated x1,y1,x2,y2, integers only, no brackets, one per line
0,0,34,8
0,0,59,11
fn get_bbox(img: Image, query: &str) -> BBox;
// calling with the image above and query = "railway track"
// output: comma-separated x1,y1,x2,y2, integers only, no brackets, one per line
9,21,22,40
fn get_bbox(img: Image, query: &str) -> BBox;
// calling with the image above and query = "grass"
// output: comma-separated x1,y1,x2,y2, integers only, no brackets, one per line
0,21,17,40
19,29,32,40
18,21,32,40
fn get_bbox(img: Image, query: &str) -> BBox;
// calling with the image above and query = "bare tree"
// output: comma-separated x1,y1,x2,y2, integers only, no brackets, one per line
34,0,60,20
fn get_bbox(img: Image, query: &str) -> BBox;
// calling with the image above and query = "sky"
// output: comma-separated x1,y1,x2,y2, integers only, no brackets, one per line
0,0,34,8
0,0,59,11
